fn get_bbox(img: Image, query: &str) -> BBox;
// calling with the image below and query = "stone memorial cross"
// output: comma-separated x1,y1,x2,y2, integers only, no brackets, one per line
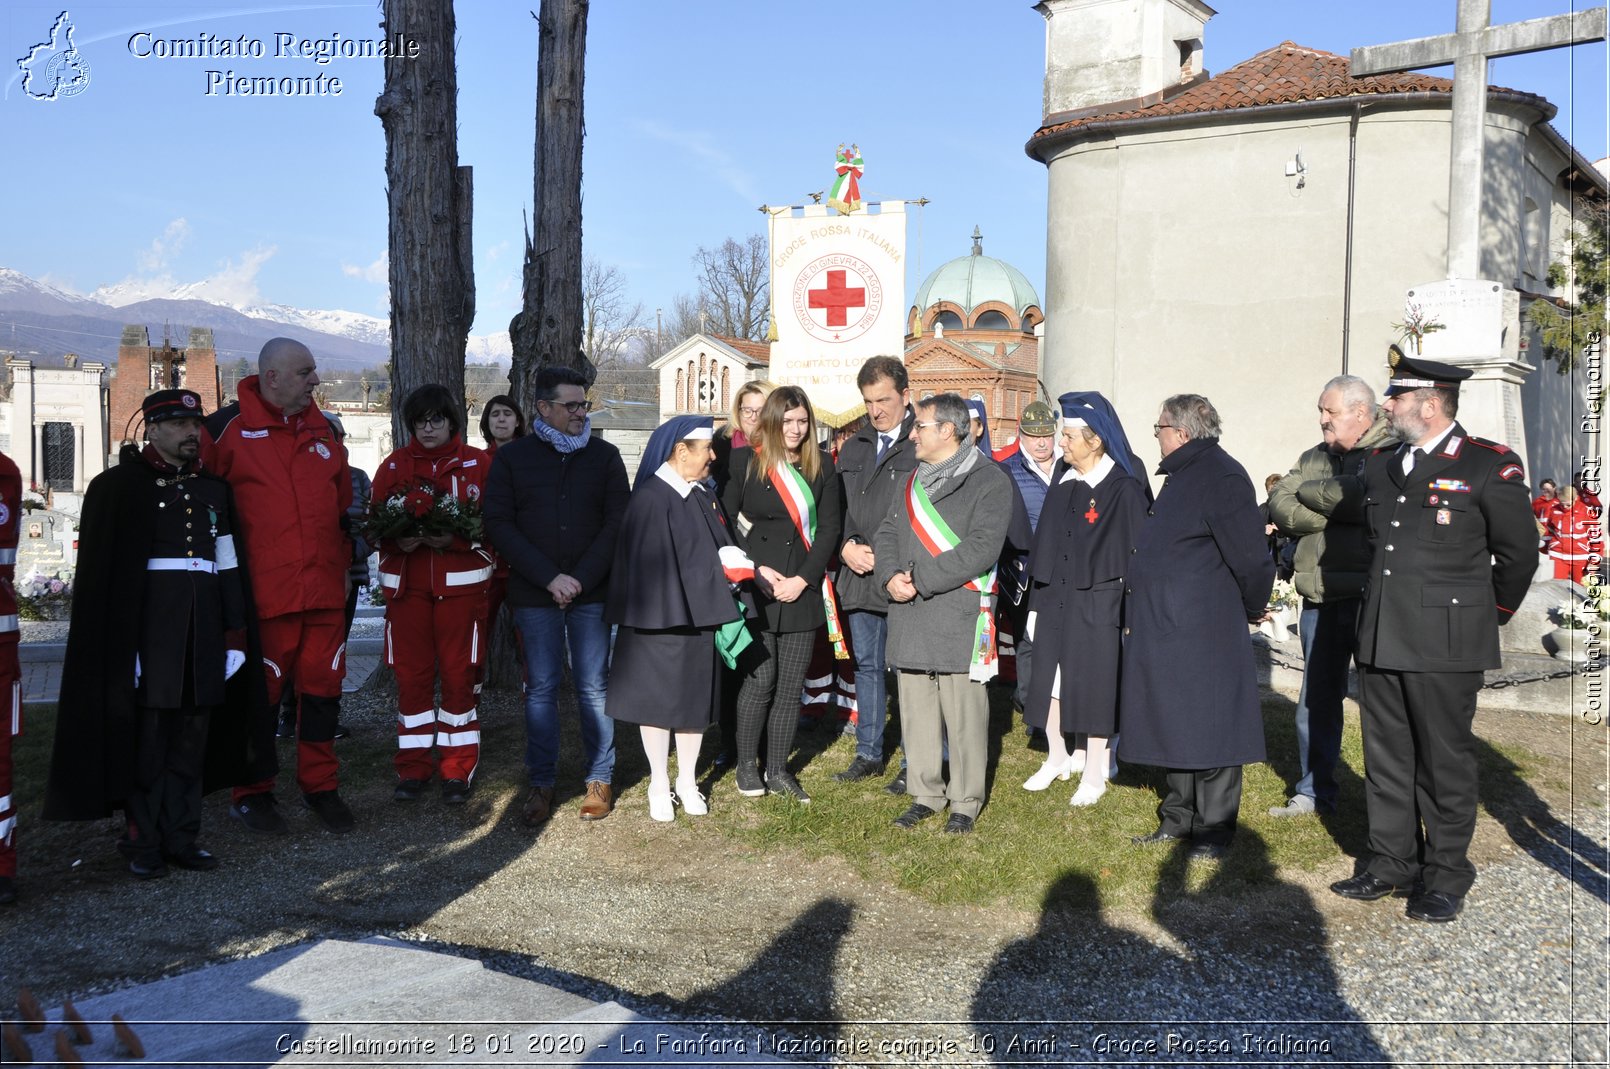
1351,0,1606,281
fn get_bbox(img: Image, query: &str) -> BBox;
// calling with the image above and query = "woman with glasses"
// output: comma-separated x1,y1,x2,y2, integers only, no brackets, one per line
721,386,842,803
713,380,774,499
372,385,494,806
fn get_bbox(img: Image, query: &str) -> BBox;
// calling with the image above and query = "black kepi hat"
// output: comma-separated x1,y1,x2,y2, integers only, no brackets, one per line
143,388,206,423
1383,345,1472,397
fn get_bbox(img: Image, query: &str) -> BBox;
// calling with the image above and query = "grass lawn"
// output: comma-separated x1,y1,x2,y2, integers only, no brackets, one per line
10,680,1554,920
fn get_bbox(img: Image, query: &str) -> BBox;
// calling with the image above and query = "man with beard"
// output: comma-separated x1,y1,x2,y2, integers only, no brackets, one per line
45,390,270,877
1330,348,1535,923
1266,375,1396,818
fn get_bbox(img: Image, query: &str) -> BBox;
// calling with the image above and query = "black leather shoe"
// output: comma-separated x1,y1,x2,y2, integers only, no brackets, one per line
943,813,975,835
129,856,170,880
303,790,356,834
165,845,220,871
440,779,472,805
275,714,296,740
1027,729,1049,753
1330,872,1406,901
1130,829,1185,846
393,778,429,802
893,803,937,829
1406,890,1464,923
835,756,885,782
0,875,15,905
332,722,352,740
884,770,908,795
734,761,765,798
1187,841,1228,862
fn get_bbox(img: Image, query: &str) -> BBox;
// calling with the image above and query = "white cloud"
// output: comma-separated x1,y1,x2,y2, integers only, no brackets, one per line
138,218,191,272
91,243,277,309
632,121,761,204
341,251,388,284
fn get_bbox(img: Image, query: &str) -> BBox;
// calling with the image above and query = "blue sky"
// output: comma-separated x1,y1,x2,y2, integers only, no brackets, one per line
2,1,1604,340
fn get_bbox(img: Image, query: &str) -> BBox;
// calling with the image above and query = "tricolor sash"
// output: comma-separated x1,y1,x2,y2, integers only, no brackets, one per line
905,472,998,682
773,462,849,660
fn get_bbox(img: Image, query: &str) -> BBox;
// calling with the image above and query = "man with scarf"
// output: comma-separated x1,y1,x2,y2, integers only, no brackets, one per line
875,392,1012,834
484,366,630,826
45,389,271,877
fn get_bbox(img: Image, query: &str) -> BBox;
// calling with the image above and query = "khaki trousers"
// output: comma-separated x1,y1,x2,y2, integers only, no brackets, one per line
897,670,989,819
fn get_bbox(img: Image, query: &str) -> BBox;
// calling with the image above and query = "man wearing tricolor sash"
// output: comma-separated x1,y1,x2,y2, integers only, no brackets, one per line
874,393,1012,835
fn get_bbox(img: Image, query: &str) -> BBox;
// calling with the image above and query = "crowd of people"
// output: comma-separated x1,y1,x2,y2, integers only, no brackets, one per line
0,338,1562,926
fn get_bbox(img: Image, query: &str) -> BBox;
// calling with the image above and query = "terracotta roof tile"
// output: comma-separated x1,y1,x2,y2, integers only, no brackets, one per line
713,334,770,364
1031,41,1545,144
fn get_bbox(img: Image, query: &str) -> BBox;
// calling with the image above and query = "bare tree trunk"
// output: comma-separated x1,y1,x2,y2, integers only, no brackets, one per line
510,0,592,415
376,0,475,446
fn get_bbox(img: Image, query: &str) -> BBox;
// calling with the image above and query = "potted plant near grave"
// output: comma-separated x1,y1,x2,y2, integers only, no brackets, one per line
1542,597,1596,664
15,570,73,621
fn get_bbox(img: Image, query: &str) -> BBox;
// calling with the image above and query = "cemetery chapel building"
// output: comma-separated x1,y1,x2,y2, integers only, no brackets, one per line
1031,0,1606,491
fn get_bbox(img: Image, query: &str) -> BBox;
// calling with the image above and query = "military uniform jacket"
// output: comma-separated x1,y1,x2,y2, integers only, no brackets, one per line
45,446,273,821
1349,422,1535,672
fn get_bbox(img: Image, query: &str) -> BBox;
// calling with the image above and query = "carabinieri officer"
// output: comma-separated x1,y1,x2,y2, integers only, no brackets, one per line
1330,348,1536,923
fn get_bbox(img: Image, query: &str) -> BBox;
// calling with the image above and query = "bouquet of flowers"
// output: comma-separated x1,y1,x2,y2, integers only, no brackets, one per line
366,478,482,544
15,569,73,620
1266,578,1301,611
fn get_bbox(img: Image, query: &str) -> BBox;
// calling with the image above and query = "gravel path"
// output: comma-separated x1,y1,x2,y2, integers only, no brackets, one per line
2,688,1604,1066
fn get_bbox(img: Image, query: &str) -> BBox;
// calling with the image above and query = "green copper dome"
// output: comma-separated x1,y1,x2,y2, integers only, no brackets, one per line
913,227,1041,317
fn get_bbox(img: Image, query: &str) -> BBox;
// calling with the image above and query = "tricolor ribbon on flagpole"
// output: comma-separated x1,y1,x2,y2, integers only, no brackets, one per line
905,472,998,683
773,462,849,661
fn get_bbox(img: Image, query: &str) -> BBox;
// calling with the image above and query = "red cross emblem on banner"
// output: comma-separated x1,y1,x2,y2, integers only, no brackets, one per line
808,270,867,328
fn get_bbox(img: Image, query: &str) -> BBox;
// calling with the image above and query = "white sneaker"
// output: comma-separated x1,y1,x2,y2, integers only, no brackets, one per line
1023,755,1076,791
676,781,708,816
648,789,676,822
1069,776,1108,807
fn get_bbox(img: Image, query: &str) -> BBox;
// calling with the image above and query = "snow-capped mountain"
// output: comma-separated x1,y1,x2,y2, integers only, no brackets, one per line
1,267,511,367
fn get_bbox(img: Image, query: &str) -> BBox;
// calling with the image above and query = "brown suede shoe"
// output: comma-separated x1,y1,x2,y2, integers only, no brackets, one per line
579,780,613,821
521,786,556,827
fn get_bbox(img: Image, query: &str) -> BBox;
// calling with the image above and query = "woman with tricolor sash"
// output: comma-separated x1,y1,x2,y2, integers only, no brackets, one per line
721,386,843,804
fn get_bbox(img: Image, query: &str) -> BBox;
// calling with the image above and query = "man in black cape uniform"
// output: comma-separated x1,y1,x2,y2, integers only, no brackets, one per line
44,389,274,877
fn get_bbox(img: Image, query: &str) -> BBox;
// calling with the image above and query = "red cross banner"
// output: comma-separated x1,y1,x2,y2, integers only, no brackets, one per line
766,196,907,416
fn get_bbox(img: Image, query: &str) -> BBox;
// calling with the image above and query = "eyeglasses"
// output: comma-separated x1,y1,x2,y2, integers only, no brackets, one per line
413,414,450,429
542,398,592,413
739,407,764,418
1152,422,1176,434
913,420,946,433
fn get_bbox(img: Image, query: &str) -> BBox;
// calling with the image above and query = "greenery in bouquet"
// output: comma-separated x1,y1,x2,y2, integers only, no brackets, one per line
366,478,483,545
1266,577,1300,611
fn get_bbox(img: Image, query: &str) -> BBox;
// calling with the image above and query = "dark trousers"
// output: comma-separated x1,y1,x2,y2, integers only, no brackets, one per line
126,706,210,860
736,629,815,773
1158,766,1243,845
1292,598,1359,809
1359,665,1482,896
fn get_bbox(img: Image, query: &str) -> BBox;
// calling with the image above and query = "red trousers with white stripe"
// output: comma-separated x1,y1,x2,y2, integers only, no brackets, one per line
386,591,487,783
234,608,347,799
0,637,20,878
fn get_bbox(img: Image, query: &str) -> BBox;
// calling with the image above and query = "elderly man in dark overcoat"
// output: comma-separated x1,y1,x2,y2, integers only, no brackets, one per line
1119,393,1274,861
45,389,272,878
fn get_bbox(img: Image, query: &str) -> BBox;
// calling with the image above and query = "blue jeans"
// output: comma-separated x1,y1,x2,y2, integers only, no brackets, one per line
1293,598,1359,809
515,602,614,787
848,611,889,762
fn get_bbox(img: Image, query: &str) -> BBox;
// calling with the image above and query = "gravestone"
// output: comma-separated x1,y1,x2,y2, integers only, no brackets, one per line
15,507,76,580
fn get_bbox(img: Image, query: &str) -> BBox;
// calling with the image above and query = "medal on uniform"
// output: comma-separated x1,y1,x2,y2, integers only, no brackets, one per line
1436,508,1452,525
1085,498,1099,524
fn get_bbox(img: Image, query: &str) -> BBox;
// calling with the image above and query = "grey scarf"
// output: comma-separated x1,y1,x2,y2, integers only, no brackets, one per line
916,443,975,496
529,415,593,454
